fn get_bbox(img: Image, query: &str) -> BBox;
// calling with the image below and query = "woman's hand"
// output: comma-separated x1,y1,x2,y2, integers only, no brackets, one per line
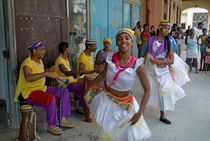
131,112,141,125
150,58,162,65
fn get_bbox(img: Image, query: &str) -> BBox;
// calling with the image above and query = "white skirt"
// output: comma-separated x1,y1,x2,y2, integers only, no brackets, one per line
89,91,151,141
171,53,190,86
146,60,186,111
187,48,198,58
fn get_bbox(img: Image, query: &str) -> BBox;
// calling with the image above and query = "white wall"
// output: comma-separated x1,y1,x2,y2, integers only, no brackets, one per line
181,8,208,30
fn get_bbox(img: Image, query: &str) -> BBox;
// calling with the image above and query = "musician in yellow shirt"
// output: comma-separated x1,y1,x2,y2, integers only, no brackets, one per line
77,39,99,73
14,42,74,135
55,42,90,113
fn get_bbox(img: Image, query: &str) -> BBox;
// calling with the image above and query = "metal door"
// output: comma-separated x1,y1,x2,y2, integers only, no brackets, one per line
131,5,140,57
15,0,69,67
124,2,131,28
91,0,123,53
91,0,108,54
108,0,123,51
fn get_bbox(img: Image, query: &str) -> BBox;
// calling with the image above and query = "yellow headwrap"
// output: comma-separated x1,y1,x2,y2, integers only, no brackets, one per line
158,19,170,30
115,28,135,42
103,38,112,44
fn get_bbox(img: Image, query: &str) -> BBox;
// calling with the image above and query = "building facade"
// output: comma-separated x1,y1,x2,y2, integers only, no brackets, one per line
90,0,141,54
181,0,210,30
141,0,182,28
181,8,208,30
0,0,142,127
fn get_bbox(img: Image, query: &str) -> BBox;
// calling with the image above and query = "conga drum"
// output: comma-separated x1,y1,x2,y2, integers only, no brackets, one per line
83,73,99,122
19,105,35,141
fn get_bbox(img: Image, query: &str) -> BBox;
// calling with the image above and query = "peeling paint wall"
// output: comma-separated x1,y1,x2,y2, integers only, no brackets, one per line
91,0,141,56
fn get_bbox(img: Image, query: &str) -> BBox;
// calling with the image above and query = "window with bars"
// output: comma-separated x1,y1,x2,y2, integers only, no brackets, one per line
193,13,208,28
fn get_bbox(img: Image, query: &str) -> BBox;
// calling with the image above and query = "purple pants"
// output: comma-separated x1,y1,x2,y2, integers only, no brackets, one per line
67,83,84,107
24,86,71,126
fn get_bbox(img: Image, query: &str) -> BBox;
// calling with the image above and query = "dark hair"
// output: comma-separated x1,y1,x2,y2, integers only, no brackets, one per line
165,35,171,54
58,42,68,53
143,24,148,28
172,24,177,27
202,28,207,32
85,43,91,50
136,21,141,25
198,22,203,26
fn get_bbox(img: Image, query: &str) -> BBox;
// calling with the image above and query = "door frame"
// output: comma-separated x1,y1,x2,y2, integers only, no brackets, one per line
2,0,19,127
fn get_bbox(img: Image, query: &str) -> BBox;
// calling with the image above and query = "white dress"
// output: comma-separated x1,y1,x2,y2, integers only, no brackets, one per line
187,35,198,58
88,53,151,141
171,53,190,86
146,41,187,111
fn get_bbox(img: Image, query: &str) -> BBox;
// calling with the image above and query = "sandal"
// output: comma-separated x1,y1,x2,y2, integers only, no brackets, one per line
47,126,63,135
61,122,75,128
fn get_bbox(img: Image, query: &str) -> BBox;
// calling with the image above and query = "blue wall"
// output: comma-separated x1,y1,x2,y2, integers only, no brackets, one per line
0,0,9,100
91,0,140,57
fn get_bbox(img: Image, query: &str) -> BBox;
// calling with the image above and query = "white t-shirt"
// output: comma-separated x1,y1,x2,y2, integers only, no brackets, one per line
194,27,202,38
193,27,202,44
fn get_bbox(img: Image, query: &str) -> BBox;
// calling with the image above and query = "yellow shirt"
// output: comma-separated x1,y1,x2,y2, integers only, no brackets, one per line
77,52,94,71
14,57,47,102
55,55,78,83
135,28,142,45
201,35,208,41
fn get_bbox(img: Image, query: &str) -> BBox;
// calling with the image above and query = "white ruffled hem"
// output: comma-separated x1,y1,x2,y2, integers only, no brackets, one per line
171,53,190,86
146,59,186,111
90,92,151,141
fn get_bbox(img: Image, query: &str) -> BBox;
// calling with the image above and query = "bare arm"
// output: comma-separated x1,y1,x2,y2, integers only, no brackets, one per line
142,48,149,64
95,51,102,66
198,35,202,45
79,63,99,74
136,65,150,114
23,65,58,82
59,64,80,76
84,65,107,94
140,32,147,42
131,64,150,125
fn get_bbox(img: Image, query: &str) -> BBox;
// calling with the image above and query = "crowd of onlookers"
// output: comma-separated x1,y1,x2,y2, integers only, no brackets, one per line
133,21,210,74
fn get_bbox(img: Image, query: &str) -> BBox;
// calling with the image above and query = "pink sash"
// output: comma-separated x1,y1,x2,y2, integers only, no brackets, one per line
106,52,137,87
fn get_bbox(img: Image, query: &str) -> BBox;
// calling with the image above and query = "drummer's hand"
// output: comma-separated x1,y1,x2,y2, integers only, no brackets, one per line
95,65,104,73
45,72,59,79
49,65,57,72
131,112,141,125
79,71,87,75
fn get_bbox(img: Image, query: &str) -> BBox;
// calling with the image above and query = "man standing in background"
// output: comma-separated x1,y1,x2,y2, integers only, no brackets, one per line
134,21,142,58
